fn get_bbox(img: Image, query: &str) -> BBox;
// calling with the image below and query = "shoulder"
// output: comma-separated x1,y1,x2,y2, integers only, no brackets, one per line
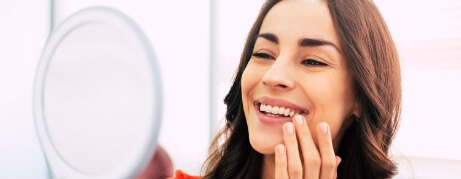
168,170,200,179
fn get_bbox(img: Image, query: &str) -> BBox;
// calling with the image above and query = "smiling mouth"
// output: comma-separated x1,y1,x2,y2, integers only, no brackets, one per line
257,102,308,117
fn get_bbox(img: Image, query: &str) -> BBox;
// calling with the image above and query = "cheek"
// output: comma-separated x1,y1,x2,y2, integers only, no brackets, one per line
241,69,251,113
303,72,355,139
241,63,283,154
241,63,264,113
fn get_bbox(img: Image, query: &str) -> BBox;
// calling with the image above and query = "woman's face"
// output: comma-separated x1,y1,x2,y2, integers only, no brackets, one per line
241,0,358,154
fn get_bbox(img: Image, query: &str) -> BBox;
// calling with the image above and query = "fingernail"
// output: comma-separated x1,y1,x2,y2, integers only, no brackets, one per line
286,123,294,134
278,145,285,155
295,115,303,124
319,123,328,134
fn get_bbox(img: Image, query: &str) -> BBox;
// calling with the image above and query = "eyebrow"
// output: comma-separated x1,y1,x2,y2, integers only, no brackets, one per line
299,38,341,53
256,33,341,53
257,33,278,44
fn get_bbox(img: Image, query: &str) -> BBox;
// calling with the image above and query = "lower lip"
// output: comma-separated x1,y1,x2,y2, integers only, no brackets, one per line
254,103,293,124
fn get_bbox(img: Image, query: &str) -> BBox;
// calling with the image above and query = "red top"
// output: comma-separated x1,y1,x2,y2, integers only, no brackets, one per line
168,170,200,179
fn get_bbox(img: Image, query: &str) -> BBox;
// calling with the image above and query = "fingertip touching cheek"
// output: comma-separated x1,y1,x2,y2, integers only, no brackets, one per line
241,0,358,155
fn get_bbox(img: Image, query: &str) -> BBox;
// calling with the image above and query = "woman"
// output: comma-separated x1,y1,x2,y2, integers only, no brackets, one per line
173,0,401,178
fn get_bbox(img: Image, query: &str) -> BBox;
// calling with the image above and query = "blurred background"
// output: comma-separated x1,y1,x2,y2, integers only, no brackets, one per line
0,0,460,178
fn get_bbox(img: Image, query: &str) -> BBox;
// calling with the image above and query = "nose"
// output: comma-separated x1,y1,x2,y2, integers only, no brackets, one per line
261,56,295,91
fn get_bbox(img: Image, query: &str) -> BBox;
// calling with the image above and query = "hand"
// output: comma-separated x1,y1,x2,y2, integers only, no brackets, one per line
275,115,341,179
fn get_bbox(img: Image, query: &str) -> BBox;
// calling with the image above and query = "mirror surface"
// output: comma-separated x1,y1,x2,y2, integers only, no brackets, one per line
34,7,162,178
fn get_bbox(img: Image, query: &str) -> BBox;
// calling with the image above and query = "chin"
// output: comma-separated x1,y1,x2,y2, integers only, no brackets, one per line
250,140,277,155
248,130,283,155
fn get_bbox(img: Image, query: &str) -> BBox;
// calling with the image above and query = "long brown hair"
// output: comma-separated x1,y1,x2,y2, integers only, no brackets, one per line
202,0,401,178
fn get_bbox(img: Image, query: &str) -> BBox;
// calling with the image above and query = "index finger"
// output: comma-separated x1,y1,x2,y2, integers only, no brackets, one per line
292,115,321,179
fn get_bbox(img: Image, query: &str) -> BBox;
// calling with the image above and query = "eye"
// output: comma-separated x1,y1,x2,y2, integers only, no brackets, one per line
302,59,327,66
252,52,275,60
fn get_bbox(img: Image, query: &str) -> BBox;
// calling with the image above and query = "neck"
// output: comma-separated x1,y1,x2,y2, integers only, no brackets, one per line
261,154,276,179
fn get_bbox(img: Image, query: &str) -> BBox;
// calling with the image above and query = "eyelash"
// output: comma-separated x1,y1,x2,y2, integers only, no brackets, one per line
301,59,327,66
251,52,327,66
252,52,275,60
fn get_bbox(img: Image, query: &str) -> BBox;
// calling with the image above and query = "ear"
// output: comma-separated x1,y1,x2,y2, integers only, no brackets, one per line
351,98,361,118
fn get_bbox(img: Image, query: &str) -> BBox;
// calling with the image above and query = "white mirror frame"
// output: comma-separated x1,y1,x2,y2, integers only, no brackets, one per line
33,6,163,179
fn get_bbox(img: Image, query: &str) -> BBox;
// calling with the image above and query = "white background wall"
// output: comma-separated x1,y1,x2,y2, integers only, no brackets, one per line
376,1,461,177
1,0,461,178
0,0,50,178
375,0,461,160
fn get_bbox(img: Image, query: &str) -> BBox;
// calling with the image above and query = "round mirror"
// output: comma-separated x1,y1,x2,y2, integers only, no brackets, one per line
33,7,162,178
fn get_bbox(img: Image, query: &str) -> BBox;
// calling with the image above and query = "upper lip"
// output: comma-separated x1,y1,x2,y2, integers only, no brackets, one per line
254,96,309,115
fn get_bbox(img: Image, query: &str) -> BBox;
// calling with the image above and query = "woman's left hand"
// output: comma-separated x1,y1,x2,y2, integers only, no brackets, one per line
275,115,341,179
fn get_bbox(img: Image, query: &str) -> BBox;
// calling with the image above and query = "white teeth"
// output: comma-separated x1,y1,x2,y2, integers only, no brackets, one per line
272,106,279,114
259,103,299,117
278,107,285,115
284,108,290,116
260,104,266,112
265,105,273,113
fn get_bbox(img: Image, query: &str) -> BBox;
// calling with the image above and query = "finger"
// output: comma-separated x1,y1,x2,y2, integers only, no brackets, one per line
283,122,303,179
334,156,341,179
275,144,289,179
293,115,320,179
317,122,337,179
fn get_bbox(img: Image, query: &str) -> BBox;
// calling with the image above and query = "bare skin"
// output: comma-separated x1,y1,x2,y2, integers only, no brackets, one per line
240,0,359,178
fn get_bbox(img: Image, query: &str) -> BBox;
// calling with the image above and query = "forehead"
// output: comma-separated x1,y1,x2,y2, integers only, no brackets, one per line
259,0,340,48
